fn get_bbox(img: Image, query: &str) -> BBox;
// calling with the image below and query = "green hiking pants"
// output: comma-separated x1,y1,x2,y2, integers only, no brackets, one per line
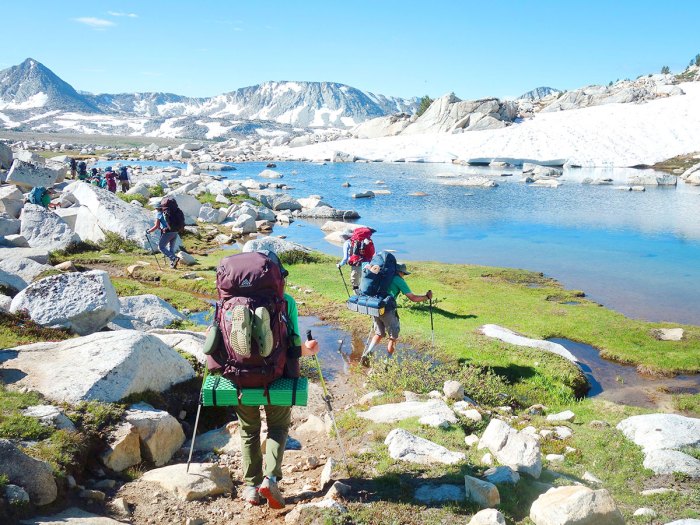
235,404,291,486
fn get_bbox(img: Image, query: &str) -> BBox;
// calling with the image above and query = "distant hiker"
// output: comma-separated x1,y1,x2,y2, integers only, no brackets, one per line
118,166,130,192
147,197,185,269
104,167,117,193
337,226,375,293
26,186,52,208
362,261,432,364
208,250,319,509
77,161,88,181
69,158,77,179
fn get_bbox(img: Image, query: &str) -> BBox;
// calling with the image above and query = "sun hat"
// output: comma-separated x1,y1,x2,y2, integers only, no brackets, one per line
340,229,354,240
396,263,411,275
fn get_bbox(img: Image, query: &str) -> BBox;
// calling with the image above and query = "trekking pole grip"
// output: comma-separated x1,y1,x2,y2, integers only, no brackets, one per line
306,330,313,341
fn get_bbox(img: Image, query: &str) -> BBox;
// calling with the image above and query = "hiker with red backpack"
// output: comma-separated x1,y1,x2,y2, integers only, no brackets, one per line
104,167,117,193
205,250,320,509
337,226,375,293
146,197,186,268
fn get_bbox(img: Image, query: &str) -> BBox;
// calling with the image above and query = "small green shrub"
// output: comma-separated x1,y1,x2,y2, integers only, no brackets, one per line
279,250,330,265
100,231,140,253
149,185,164,197
118,193,148,206
230,194,262,206
29,430,87,476
69,401,124,434
0,473,8,490
51,240,101,259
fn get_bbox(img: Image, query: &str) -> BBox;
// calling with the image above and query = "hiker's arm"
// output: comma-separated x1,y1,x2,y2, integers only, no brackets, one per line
406,290,432,303
146,218,159,233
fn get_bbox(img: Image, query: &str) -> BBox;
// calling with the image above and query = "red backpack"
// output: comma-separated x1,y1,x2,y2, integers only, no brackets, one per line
207,252,295,389
348,227,375,266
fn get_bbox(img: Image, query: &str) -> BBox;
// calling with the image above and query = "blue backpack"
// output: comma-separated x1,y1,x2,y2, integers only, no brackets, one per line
27,187,48,206
359,251,397,298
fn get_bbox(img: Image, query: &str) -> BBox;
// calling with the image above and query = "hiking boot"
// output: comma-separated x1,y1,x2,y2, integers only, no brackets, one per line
253,306,273,357
170,256,181,269
360,354,371,367
241,485,260,505
259,477,285,509
230,305,252,357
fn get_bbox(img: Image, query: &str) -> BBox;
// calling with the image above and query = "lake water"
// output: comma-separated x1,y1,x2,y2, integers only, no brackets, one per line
106,159,700,324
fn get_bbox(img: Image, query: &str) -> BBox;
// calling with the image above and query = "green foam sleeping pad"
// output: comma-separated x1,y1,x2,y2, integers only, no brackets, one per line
202,375,308,407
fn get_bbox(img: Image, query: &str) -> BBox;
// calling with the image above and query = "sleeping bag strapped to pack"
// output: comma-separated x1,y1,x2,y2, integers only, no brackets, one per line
207,251,296,389
159,197,186,234
347,226,375,266
347,251,398,316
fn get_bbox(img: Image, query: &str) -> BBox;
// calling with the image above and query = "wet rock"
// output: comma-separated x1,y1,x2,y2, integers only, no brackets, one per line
479,324,578,363
140,463,232,501
529,486,624,525
464,475,500,508
385,428,465,465
0,439,57,505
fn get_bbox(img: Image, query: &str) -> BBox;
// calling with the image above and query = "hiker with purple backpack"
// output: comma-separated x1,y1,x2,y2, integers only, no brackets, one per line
204,250,319,509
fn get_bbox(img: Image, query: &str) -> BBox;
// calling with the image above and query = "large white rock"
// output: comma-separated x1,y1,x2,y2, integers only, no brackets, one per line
230,213,257,233
665,521,700,525
642,449,700,477
358,399,458,425
384,428,466,465
64,181,155,251
0,142,12,169
0,257,52,288
22,405,76,431
169,193,202,223
54,206,106,244
6,159,64,188
414,483,464,503
0,439,57,506
0,247,50,263
529,486,624,525
0,185,25,218
260,193,301,211
0,330,195,403
150,329,206,364
184,421,239,454
478,418,542,478
112,294,185,330
479,324,578,363
20,204,79,251
197,204,227,224
242,237,310,255
10,270,119,334
617,414,700,452
125,402,185,467
140,463,232,501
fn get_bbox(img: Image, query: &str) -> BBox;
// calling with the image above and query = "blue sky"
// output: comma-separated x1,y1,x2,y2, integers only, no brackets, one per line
2,1,699,100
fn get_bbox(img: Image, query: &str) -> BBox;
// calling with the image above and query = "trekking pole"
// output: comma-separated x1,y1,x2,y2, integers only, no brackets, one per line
338,266,351,298
144,232,163,271
307,330,349,474
429,293,434,350
186,369,207,473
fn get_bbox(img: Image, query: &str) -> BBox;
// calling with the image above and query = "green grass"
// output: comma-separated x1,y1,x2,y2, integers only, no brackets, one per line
149,185,164,197
674,393,700,417
197,191,229,208
0,311,73,349
118,193,149,206
0,385,52,440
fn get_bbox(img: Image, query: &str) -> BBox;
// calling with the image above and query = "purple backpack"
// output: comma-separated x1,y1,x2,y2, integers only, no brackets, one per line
207,252,293,388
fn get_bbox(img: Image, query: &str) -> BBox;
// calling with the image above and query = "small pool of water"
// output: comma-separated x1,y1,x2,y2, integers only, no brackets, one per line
551,338,700,409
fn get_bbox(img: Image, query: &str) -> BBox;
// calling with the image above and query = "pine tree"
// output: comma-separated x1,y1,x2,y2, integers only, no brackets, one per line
416,95,433,117
661,65,670,74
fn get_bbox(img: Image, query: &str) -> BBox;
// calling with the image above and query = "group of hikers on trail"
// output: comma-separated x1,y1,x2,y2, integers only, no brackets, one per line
337,227,432,364
68,158,131,192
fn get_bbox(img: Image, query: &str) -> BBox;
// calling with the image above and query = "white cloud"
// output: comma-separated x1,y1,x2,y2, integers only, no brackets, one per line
107,11,138,18
74,17,115,29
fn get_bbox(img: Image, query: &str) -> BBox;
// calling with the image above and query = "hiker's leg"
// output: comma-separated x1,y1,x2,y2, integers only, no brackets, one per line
235,405,264,486
262,405,291,480
350,265,361,291
158,232,177,261
364,317,384,357
385,310,400,355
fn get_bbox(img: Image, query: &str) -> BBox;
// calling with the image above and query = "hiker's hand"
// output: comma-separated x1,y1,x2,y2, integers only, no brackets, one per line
301,339,319,356
336,263,341,269
426,290,433,300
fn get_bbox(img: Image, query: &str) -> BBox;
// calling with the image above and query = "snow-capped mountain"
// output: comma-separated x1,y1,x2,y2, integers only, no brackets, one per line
0,58,419,139
517,86,563,101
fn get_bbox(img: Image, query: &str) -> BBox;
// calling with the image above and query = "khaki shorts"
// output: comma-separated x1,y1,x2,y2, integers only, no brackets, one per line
373,308,400,339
